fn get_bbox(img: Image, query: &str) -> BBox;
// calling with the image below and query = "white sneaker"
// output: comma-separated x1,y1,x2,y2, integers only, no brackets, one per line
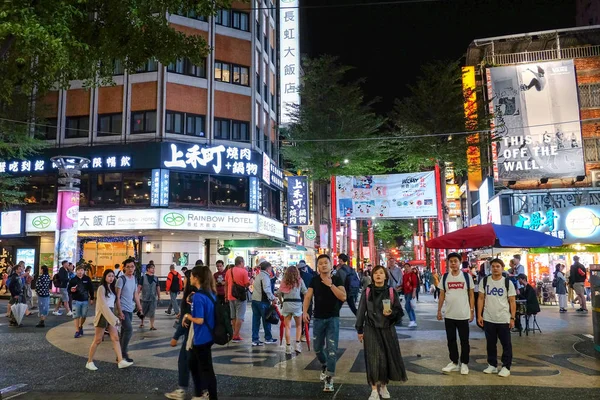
118,359,134,369
323,376,334,392
191,394,209,400
165,388,186,400
85,362,98,371
368,389,380,400
379,385,390,399
319,366,327,381
52,311,62,316
408,321,417,327
66,311,73,317
441,362,460,373
460,364,469,375
483,365,498,374
295,342,302,353
498,367,510,377
285,344,292,355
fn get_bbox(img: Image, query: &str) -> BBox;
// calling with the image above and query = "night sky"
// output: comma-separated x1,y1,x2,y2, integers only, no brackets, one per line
302,0,576,113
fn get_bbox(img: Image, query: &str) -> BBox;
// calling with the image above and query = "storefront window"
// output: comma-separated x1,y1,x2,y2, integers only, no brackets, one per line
23,175,56,206
211,176,248,209
82,240,136,279
123,172,151,205
170,172,209,206
261,185,280,219
90,173,122,206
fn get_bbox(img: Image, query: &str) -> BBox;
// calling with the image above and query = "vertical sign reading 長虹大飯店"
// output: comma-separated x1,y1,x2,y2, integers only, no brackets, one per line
287,176,309,226
279,0,300,125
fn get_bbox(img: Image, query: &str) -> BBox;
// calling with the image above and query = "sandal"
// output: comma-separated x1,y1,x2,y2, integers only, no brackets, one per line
150,327,157,331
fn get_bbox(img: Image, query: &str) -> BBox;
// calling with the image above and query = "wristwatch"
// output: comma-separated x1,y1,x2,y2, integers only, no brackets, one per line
510,317,515,320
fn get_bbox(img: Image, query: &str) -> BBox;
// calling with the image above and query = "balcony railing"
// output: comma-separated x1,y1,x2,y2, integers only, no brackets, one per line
483,45,600,65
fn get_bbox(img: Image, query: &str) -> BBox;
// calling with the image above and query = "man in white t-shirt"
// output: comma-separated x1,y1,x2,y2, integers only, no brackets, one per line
437,252,474,375
477,258,517,378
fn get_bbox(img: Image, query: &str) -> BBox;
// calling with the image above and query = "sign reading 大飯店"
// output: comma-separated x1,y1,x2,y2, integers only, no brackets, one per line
26,209,284,240
162,143,260,177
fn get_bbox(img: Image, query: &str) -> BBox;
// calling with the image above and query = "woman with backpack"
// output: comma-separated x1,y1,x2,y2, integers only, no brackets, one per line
277,265,307,354
86,269,133,371
182,266,218,400
554,264,568,313
356,265,407,400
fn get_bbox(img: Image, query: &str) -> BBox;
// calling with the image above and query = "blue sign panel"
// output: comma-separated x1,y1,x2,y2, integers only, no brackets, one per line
249,177,259,212
160,169,170,207
151,169,161,207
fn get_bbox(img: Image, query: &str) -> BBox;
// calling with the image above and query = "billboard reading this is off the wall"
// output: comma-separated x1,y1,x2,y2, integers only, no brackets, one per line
487,60,585,181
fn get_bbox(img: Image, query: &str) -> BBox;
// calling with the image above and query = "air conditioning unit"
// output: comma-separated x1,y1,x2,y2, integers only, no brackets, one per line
591,170,600,187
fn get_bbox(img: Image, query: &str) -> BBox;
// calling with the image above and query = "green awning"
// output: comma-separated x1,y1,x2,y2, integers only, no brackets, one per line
528,244,600,254
225,239,307,251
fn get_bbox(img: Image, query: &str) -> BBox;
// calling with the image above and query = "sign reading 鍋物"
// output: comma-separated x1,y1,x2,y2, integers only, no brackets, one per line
487,60,585,181
162,143,259,177
287,176,309,226
336,173,438,219
279,0,300,124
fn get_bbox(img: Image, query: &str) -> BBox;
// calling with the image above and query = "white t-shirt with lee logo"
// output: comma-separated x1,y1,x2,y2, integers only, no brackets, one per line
482,276,517,324
438,271,474,320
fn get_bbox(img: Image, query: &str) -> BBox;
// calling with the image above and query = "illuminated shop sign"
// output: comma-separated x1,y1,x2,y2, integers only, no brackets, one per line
249,177,259,212
279,0,300,124
151,169,170,207
0,211,24,236
0,155,131,174
287,176,309,226
270,163,284,191
163,143,259,177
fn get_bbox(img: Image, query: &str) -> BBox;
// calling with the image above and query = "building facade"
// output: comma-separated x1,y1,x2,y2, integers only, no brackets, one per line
0,1,300,278
576,0,600,26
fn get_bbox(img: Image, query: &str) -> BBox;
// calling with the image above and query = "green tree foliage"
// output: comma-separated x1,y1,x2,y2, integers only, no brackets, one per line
281,56,387,181
372,219,416,248
387,60,486,175
0,0,232,102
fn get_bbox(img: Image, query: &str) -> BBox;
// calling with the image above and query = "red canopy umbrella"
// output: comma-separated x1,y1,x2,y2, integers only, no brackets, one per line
274,305,285,345
304,321,311,351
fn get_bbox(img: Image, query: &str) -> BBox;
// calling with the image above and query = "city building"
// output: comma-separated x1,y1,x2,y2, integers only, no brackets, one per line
463,25,600,282
0,1,306,278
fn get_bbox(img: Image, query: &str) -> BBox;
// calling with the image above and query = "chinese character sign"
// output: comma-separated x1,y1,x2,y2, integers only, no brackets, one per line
287,176,309,226
54,190,80,270
279,0,300,124
163,143,259,177
249,177,259,212
151,169,161,207
0,155,131,175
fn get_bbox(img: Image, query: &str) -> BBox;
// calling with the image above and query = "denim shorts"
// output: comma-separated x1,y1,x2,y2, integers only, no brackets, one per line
72,300,89,318
38,296,50,317
60,288,69,302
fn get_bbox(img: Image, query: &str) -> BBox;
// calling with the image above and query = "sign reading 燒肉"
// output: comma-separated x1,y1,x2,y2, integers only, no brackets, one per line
287,176,309,226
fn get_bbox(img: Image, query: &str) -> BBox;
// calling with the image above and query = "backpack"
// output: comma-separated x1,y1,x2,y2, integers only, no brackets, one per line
482,276,511,294
341,265,361,290
170,272,181,292
365,286,395,304
52,273,61,288
442,272,471,292
198,290,233,345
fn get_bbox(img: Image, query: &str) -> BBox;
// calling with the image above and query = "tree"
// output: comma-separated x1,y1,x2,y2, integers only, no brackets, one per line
387,60,487,175
281,56,388,181
372,219,416,249
0,0,232,102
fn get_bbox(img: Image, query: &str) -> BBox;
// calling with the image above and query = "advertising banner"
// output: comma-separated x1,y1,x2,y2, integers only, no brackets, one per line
54,190,80,267
335,173,438,219
319,224,329,249
287,176,309,226
512,205,600,244
487,60,584,181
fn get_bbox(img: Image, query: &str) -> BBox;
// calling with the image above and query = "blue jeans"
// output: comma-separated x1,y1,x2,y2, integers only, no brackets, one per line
405,294,416,322
38,296,50,317
313,317,340,376
251,300,273,342
178,331,190,388
119,311,133,358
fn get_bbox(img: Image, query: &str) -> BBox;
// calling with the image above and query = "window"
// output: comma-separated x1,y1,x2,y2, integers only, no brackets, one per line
232,121,250,142
23,175,56,206
98,113,122,136
263,34,269,50
65,116,90,139
113,60,124,75
122,172,151,205
186,114,206,137
167,58,206,78
170,172,209,206
135,59,158,73
215,61,248,86
261,184,280,219
216,9,250,31
176,9,207,21
579,83,600,108
216,9,231,27
165,111,184,134
211,176,248,209
214,118,231,140
131,110,156,134
256,73,261,94
256,127,261,148
90,173,122,206
36,118,57,140
263,84,269,104
256,20,261,40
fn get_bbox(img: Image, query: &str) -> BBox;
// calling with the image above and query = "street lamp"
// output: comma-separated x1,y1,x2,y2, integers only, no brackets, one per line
343,159,349,164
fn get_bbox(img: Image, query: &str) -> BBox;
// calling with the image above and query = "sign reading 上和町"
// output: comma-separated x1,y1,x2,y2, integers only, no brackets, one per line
287,176,309,226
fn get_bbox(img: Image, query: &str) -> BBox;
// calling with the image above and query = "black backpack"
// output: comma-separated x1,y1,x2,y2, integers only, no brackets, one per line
341,265,361,290
482,276,511,294
198,290,233,346
442,271,472,292
170,272,180,292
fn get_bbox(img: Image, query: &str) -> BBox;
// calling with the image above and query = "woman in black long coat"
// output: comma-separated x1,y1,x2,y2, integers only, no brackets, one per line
356,265,407,400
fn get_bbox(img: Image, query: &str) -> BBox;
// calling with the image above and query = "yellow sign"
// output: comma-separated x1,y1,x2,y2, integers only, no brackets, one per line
462,66,482,191
446,184,460,200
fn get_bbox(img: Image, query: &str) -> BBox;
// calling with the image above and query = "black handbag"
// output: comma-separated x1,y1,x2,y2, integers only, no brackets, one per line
265,305,279,325
230,269,247,300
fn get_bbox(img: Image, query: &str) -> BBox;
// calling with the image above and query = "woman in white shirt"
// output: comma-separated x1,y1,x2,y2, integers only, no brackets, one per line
86,269,133,371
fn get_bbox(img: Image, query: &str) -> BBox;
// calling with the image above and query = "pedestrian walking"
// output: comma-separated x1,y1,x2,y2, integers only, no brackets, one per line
477,258,516,378
35,265,52,328
165,270,196,400
437,253,474,375
23,266,34,310
298,260,316,342
138,264,160,330
402,263,418,327
432,268,440,300
569,256,588,312
356,265,407,400
68,265,95,338
182,266,218,400
116,258,143,363
166,264,184,315
277,265,307,354
8,263,25,327
52,260,72,317
86,269,133,371
303,254,347,392
335,254,361,315
251,261,278,346
213,261,226,305
224,256,250,343
554,264,568,312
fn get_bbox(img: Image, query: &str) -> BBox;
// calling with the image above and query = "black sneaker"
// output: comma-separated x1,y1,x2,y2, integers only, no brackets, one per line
36,321,45,328
320,366,327,381
576,308,584,312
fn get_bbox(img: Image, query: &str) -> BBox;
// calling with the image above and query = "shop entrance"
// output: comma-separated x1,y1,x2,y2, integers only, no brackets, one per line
80,236,141,280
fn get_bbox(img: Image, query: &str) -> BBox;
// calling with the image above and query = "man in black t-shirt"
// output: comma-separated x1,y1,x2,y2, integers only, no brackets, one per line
303,254,347,393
